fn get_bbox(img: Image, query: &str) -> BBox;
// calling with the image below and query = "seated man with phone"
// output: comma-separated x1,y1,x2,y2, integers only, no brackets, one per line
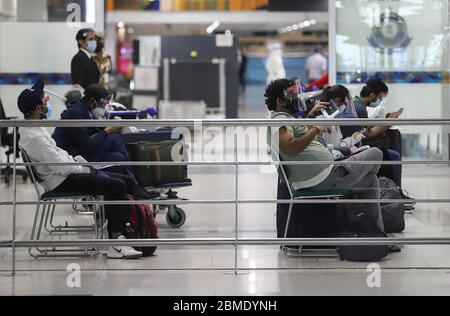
340,78,415,210
303,85,370,160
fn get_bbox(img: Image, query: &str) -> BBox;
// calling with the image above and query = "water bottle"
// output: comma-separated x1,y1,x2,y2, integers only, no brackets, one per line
125,223,136,239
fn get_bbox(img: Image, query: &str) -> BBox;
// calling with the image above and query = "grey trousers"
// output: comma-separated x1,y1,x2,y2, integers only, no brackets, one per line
312,148,385,231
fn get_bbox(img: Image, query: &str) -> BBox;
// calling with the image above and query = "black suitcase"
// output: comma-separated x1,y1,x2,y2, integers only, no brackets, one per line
276,178,341,239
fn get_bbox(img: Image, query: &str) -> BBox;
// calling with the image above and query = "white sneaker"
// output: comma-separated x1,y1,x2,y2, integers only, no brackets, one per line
107,236,143,259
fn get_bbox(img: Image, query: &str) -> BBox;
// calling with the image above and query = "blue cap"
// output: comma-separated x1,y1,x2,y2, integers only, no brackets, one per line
18,80,45,115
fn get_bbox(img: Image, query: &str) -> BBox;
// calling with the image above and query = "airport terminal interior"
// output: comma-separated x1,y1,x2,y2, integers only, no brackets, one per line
1,0,450,297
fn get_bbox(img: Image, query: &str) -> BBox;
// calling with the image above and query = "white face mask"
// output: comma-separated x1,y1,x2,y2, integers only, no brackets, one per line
369,98,384,108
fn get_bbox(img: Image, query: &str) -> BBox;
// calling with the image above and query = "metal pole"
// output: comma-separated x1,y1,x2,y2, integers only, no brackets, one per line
2,237,450,248
234,126,239,275
11,128,17,276
6,118,450,128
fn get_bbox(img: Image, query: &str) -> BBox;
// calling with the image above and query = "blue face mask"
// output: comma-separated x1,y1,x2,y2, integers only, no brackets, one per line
87,40,97,54
45,103,53,119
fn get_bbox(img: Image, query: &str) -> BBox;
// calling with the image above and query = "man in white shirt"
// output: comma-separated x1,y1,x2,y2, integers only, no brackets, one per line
305,46,327,83
18,80,142,260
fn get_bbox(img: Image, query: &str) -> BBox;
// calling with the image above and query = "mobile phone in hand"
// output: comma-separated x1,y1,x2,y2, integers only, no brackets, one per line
397,108,404,115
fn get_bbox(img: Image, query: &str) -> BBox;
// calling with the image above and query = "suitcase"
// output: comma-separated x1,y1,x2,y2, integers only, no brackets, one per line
127,140,190,187
276,179,341,239
121,128,183,144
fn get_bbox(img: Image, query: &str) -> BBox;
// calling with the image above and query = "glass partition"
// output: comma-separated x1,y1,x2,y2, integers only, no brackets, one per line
333,0,450,160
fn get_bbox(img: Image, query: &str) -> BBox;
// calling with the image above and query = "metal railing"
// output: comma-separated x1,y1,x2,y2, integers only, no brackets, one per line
1,118,450,275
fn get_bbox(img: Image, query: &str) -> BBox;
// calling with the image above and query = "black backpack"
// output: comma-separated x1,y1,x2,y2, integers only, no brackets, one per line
338,197,390,262
379,177,406,233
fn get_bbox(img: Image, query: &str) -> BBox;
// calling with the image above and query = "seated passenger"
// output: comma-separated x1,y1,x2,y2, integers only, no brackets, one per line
340,78,415,209
52,84,155,199
18,80,143,260
52,84,131,174
305,85,367,159
266,78,385,232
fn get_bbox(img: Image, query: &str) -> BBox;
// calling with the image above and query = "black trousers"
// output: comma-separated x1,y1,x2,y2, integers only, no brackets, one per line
54,172,136,235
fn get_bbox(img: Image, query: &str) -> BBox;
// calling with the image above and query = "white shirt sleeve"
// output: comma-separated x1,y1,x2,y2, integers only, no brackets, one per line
26,135,91,177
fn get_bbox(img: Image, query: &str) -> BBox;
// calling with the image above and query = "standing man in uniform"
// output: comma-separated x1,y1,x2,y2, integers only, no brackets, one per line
71,28,100,89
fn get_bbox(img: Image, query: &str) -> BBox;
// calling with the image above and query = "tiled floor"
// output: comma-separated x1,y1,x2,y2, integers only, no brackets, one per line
1,163,450,295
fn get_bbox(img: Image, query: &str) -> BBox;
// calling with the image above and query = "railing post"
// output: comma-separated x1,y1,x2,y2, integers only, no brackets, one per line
11,128,17,276
234,126,239,275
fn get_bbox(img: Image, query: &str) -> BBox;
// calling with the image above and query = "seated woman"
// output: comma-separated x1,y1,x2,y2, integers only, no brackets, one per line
17,80,142,260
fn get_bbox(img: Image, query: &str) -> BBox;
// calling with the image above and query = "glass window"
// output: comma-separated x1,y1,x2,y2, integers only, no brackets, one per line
334,0,450,160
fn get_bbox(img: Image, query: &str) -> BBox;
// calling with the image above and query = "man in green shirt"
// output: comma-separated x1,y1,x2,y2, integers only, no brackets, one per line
266,79,385,231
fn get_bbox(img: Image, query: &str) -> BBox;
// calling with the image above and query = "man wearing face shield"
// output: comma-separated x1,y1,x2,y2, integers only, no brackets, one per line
306,85,366,158
266,79,385,233
52,84,157,200
52,84,129,173
71,28,101,90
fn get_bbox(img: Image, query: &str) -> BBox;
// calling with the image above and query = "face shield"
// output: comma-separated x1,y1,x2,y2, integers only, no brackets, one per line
298,90,324,114
334,94,357,119
282,79,305,117
317,93,357,119
91,98,110,120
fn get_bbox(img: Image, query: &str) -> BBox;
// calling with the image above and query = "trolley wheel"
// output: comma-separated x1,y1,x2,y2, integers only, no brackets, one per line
166,206,186,229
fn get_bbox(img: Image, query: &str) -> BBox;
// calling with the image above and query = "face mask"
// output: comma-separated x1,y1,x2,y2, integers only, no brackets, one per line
92,105,106,119
38,103,52,120
45,103,53,119
87,40,97,53
284,98,300,116
369,98,383,108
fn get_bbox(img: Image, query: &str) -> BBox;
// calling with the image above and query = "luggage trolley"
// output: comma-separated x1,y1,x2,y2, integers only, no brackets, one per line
121,128,192,229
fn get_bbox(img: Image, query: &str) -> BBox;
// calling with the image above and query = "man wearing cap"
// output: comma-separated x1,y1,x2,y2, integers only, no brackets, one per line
71,28,101,89
18,80,143,259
